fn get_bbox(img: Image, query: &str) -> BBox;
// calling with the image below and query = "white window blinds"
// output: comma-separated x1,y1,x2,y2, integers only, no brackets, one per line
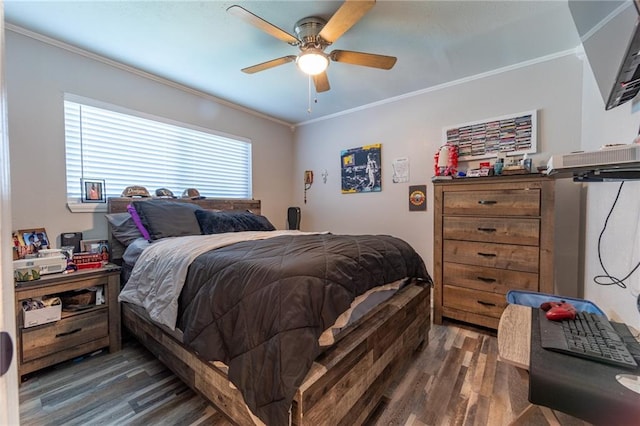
64,97,252,202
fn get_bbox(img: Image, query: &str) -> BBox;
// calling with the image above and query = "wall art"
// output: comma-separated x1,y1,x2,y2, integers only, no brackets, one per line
341,144,381,193
443,110,537,161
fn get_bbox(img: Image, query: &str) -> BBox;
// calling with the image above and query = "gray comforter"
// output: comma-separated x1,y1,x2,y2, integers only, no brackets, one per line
176,233,430,425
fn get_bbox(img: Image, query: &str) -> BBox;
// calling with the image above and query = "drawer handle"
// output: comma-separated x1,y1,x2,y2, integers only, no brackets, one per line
477,227,497,232
476,276,497,283
55,328,81,338
477,252,497,257
478,200,497,205
477,300,497,307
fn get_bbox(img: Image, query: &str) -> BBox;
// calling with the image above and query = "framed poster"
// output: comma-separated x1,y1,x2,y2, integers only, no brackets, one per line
443,110,537,161
81,178,106,203
409,185,427,211
341,144,381,194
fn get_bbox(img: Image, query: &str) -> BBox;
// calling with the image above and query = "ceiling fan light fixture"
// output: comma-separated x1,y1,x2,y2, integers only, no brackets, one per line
297,49,329,75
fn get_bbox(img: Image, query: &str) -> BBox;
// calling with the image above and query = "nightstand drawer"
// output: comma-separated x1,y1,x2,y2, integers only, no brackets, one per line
443,240,539,272
443,189,540,216
443,262,538,293
443,216,540,245
443,285,508,319
22,309,108,363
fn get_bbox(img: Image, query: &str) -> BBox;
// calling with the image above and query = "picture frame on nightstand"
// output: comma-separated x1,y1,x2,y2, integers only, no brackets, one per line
14,227,50,258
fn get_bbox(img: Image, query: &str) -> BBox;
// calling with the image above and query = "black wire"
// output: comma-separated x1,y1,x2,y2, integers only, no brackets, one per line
593,181,640,288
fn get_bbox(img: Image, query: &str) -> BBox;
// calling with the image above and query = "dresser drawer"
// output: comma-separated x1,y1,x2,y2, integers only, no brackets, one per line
443,285,507,319
443,262,538,293
443,217,540,245
443,189,540,216
22,309,108,363
443,240,539,272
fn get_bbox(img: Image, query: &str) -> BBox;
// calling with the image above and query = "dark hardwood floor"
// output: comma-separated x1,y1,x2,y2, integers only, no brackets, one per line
19,320,590,426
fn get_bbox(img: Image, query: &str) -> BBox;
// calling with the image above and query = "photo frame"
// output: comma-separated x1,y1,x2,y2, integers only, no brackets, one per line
80,239,110,261
14,228,50,259
81,179,106,203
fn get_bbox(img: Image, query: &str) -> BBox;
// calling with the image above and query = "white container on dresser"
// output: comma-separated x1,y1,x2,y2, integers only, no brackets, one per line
433,175,555,329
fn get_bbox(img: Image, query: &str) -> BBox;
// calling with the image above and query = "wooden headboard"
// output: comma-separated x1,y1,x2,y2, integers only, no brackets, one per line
107,197,261,265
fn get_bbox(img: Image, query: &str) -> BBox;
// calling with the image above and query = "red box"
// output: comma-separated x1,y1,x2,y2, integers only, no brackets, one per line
76,261,103,270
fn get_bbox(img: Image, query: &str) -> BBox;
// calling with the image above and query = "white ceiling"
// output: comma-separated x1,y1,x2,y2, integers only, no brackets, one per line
4,1,582,125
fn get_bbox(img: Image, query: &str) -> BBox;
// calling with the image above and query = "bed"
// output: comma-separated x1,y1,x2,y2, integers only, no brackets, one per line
107,197,432,425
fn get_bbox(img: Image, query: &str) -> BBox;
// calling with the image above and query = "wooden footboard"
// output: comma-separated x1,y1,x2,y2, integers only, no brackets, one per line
122,281,431,425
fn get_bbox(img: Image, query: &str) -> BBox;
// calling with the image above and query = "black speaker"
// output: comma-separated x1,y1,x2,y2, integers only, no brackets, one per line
287,207,301,230
61,232,83,253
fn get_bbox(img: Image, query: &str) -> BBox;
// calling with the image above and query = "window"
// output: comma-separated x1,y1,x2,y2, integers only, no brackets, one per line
64,95,252,211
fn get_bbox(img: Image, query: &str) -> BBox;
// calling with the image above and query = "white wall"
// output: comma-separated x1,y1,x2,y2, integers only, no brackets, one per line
294,54,584,295
579,59,640,327
6,31,295,243
294,52,640,327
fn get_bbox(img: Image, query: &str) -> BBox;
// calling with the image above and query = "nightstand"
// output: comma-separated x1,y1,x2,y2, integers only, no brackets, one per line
14,265,121,380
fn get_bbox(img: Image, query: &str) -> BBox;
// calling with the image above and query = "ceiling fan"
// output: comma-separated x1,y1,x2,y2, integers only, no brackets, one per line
227,0,397,93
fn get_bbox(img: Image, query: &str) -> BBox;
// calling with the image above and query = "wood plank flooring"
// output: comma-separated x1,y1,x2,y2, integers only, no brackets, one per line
19,320,591,426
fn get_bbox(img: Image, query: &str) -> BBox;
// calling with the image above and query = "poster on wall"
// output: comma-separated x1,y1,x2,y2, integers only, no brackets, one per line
443,110,537,161
392,157,409,183
341,144,382,194
409,185,427,211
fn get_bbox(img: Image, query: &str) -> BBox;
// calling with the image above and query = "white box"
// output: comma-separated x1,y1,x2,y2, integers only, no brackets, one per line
22,303,61,328
14,256,67,276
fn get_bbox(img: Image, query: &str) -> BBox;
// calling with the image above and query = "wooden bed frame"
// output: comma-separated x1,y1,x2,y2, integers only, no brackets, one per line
108,197,431,425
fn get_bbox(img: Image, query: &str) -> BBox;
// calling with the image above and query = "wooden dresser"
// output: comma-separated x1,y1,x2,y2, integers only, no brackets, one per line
433,174,554,329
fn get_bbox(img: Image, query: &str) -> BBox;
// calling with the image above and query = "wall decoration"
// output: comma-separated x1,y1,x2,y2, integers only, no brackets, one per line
81,178,106,203
15,228,50,258
341,144,381,193
443,110,537,161
392,157,409,183
409,185,427,211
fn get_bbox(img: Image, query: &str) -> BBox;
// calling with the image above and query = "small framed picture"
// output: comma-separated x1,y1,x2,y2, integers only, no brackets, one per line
15,228,50,258
80,239,106,253
81,179,106,203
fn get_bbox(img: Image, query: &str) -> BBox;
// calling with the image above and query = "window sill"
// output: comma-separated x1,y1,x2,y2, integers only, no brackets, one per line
67,201,108,213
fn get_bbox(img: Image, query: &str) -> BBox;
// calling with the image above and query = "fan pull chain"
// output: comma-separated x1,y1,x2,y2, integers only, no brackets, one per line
307,75,312,114
307,75,318,114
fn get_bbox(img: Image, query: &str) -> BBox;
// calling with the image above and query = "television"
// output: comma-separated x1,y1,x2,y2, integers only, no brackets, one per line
569,0,640,110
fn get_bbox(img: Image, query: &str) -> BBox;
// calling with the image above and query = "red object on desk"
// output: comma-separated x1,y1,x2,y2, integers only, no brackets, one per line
540,301,577,321
76,261,102,270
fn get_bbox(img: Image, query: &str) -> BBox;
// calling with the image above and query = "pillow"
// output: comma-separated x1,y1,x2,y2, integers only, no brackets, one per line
132,200,202,240
195,210,275,234
126,204,151,241
105,212,144,246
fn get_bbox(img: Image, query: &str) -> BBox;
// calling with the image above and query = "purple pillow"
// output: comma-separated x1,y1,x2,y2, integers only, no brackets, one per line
127,204,151,241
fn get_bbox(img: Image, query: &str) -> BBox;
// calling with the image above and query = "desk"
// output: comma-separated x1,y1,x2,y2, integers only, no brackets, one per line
498,304,640,425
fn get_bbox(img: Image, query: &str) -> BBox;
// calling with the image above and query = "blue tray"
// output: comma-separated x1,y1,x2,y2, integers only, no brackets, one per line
506,290,606,317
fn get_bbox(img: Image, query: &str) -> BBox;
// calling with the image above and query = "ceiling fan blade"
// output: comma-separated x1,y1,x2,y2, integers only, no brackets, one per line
318,0,375,44
241,56,297,74
330,50,397,70
227,5,299,45
313,72,330,93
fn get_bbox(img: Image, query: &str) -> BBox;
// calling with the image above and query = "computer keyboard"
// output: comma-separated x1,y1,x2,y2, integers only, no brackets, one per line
538,310,638,369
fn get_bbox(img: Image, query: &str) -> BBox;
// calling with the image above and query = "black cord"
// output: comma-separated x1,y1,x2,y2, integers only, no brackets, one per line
593,181,640,288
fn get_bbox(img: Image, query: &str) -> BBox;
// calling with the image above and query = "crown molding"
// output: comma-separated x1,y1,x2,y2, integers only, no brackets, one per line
5,23,293,128
296,47,580,127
